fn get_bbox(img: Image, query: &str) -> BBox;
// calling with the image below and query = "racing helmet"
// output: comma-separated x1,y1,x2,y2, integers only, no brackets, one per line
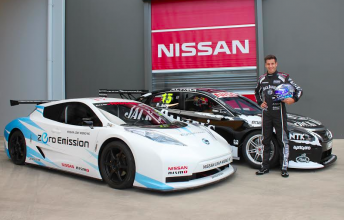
274,84,295,101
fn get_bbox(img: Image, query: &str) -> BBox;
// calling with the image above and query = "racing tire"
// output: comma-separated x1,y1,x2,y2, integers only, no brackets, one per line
9,130,27,165
99,141,136,189
241,130,279,169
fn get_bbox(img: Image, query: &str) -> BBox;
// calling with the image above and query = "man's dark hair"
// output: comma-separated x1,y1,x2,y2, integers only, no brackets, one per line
264,55,277,63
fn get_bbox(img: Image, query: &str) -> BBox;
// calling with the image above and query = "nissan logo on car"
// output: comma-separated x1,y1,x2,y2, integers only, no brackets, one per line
202,138,210,145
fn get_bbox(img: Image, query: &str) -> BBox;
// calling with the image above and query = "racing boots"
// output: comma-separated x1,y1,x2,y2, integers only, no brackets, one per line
256,168,269,175
281,170,289,178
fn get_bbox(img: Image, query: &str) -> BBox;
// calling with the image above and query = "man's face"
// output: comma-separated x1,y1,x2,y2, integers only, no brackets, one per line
265,59,278,74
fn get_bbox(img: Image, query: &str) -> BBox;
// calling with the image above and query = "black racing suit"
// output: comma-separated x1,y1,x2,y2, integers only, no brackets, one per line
255,71,303,170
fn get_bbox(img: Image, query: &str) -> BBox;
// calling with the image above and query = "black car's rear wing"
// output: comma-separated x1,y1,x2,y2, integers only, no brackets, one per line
98,89,149,100
10,100,56,106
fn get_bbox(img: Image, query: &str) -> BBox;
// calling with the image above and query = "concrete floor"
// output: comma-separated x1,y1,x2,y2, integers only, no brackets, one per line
0,138,343,220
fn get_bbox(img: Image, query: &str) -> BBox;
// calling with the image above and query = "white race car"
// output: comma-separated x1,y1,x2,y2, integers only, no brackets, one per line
4,98,236,191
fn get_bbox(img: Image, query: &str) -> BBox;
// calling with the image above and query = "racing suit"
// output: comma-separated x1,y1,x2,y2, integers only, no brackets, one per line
255,71,303,170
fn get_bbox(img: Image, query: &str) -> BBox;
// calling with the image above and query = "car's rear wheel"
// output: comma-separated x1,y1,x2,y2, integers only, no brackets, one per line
9,130,27,165
99,141,135,189
242,131,279,169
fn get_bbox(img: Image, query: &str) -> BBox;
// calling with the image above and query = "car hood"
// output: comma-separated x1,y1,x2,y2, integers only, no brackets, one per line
287,113,325,129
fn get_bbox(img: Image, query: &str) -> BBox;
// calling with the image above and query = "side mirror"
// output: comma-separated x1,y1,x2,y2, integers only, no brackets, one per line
82,118,94,129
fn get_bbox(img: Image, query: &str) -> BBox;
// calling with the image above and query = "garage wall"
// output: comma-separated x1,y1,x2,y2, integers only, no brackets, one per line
65,0,344,138
65,0,145,98
0,0,47,133
262,0,344,138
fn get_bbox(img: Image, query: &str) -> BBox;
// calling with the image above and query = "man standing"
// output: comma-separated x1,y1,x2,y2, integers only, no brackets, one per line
255,55,303,177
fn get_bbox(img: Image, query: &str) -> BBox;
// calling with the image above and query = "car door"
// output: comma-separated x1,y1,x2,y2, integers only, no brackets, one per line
44,102,102,170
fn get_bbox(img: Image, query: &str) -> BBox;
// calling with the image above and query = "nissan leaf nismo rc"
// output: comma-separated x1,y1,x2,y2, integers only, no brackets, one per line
4,98,236,191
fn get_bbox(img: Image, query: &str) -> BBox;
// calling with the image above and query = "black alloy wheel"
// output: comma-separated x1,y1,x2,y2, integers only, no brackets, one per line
99,141,135,189
9,130,27,165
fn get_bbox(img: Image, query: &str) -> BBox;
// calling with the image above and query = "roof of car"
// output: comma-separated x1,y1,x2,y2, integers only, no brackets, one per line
155,88,231,94
39,97,139,107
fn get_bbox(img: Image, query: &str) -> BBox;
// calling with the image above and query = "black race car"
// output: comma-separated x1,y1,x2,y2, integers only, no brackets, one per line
99,88,336,169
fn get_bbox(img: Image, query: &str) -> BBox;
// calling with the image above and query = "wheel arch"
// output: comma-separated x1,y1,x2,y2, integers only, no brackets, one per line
7,128,22,143
97,137,136,172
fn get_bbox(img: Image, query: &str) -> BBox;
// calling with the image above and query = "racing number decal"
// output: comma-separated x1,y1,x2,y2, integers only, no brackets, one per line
161,93,173,104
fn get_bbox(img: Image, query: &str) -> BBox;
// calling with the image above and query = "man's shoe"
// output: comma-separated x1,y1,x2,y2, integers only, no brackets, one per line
256,168,269,175
281,170,289,178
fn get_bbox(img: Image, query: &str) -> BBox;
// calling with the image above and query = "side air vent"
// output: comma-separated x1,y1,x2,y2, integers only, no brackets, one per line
36,146,46,158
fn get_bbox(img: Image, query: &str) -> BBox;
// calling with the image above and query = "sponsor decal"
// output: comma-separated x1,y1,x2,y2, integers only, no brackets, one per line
67,131,90,136
294,121,319,127
251,121,261,125
170,88,196,92
293,146,311,151
233,139,239,145
212,172,224,179
76,166,89,173
213,92,238,98
168,166,188,175
203,158,230,169
262,85,277,91
62,163,75,169
180,131,205,136
267,89,273,95
29,157,41,162
278,76,286,82
289,133,308,141
93,98,107,101
296,153,310,163
122,106,157,122
160,109,216,130
273,80,281,84
38,133,89,148
202,138,210,145
61,163,90,172
94,102,137,107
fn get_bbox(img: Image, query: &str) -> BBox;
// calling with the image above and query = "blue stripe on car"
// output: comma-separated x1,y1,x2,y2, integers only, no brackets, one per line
181,126,194,136
26,146,58,167
36,109,43,114
18,117,44,131
86,149,98,159
135,172,174,191
5,118,49,146
82,159,98,171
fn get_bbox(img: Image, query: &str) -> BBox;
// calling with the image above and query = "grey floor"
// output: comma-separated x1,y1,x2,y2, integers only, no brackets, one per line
0,138,343,220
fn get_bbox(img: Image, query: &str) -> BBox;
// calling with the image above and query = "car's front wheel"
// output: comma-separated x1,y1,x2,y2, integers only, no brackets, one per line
241,131,279,169
99,141,135,189
9,130,27,165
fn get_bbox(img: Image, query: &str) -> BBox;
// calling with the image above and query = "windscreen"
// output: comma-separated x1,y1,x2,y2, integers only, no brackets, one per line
212,92,261,115
94,102,172,126
220,97,261,115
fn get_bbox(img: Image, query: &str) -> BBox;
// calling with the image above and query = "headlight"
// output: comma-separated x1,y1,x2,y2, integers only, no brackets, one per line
125,128,186,146
326,130,333,139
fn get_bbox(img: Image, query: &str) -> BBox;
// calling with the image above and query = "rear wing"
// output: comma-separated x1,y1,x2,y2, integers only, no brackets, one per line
98,89,149,100
10,100,56,106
